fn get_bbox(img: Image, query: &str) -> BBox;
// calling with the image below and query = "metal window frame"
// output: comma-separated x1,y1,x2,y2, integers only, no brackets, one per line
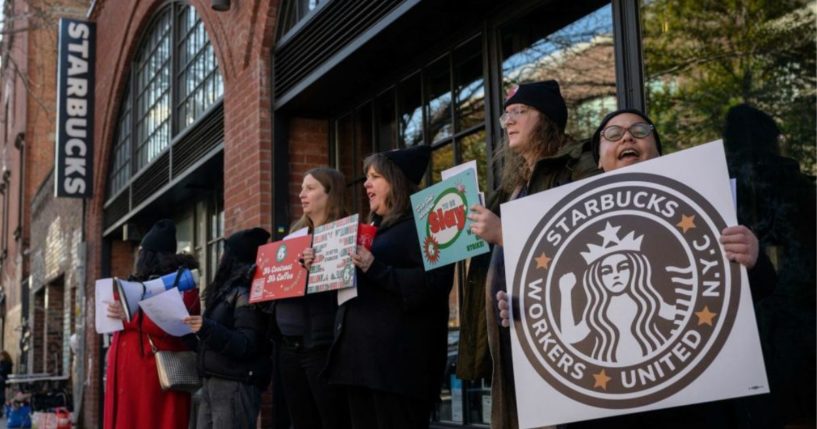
105,1,225,203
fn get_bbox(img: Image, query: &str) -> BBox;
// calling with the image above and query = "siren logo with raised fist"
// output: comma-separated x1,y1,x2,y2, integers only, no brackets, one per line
512,173,741,408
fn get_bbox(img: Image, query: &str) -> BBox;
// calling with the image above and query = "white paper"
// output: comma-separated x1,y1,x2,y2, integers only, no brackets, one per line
730,178,737,208
138,288,192,336
284,227,309,240
95,278,123,334
442,161,484,204
337,286,358,305
501,141,768,428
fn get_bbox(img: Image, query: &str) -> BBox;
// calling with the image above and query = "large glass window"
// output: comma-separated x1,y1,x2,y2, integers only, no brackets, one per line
642,3,816,426
499,1,615,140
107,2,223,199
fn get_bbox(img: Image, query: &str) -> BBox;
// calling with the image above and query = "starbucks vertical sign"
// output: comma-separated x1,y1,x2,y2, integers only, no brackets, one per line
55,18,95,198
502,142,768,427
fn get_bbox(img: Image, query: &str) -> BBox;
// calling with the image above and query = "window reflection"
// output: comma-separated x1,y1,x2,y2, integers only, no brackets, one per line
500,2,615,140
135,9,171,169
399,74,423,147
455,37,485,132
427,57,453,143
642,5,816,426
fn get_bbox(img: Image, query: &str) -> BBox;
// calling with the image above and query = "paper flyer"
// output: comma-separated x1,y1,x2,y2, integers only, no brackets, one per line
308,214,359,294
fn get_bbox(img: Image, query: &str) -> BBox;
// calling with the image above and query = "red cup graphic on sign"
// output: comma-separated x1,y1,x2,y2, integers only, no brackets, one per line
357,223,377,250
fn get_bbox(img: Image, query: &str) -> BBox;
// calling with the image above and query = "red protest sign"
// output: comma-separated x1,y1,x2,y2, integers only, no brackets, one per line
249,235,311,303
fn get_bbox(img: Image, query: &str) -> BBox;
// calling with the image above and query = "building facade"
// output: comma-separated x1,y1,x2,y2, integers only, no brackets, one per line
0,0,809,428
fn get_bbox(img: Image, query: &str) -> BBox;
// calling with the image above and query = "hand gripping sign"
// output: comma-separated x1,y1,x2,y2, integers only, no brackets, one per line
501,142,768,428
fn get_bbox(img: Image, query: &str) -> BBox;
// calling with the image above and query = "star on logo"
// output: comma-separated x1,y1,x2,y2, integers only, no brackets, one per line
695,305,718,326
535,252,551,270
592,369,612,390
597,222,622,247
677,214,697,234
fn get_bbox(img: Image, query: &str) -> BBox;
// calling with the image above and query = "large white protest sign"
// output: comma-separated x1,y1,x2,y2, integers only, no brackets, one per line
501,141,768,428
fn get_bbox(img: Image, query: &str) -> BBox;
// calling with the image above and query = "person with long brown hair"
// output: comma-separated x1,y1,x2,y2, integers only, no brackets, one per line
273,167,350,429
325,147,454,428
464,80,599,428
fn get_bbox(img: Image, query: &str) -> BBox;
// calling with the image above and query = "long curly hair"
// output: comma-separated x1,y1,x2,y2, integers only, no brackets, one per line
582,251,668,363
494,110,570,194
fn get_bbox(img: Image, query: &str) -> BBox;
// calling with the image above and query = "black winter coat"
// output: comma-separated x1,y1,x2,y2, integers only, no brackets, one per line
325,214,455,401
195,279,272,389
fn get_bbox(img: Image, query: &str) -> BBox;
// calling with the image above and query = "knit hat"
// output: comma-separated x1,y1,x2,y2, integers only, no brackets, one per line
225,227,271,264
383,145,431,185
504,80,568,132
140,219,177,253
591,108,663,164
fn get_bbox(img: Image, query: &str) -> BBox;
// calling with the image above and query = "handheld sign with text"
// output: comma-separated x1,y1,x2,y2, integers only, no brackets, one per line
501,142,768,428
410,169,489,270
308,214,359,294
249,235,311,303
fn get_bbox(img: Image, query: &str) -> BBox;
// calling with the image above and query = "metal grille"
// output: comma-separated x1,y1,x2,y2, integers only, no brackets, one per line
172,103,224,178
131,151,170,205
274,0,403,99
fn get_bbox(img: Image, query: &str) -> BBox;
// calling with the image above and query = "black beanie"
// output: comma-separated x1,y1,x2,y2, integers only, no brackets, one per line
225,227,271,264
140,219,177,253
591,108,663,165
383,145,431,185
504,80,568,132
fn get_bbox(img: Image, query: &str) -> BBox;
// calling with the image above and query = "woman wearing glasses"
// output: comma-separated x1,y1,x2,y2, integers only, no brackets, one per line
497,108,776,428
464,80,599,429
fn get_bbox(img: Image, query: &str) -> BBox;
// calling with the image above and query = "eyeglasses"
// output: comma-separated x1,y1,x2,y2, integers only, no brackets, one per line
600,122,654,141
499,107,530,128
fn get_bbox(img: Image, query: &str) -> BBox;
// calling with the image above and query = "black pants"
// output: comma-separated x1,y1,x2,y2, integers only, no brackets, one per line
345,386,431,429
278,344,350,429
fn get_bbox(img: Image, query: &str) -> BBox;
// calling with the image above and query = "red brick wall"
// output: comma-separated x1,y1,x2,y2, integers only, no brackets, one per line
287,118,330,221
85,0,282,427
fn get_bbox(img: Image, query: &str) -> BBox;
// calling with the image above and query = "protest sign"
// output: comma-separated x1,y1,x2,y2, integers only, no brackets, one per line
308,214,358,294
501,141,768,427
95,278,123,334
249,235,312,303
410,169,489,270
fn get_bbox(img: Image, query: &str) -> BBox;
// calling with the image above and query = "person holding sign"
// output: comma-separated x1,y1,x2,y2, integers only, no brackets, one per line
497,108,777,428
325,146,454,428
273,167,351,429
183,227,272,429
103,219,201,429
463,80,599,428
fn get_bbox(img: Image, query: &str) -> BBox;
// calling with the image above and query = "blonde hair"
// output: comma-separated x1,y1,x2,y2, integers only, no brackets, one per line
290,167,348,232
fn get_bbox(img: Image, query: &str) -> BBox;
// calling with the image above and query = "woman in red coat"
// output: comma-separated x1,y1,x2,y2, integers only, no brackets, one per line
103,219,201,429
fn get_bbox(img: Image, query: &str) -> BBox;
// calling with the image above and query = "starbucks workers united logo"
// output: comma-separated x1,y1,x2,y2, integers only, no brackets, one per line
513,173,740,408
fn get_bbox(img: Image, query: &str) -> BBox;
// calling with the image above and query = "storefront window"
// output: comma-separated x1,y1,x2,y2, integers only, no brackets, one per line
641,3,816,424
177,5,224,131
499,1,615,140
106,2,224,200
134,9,172,168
